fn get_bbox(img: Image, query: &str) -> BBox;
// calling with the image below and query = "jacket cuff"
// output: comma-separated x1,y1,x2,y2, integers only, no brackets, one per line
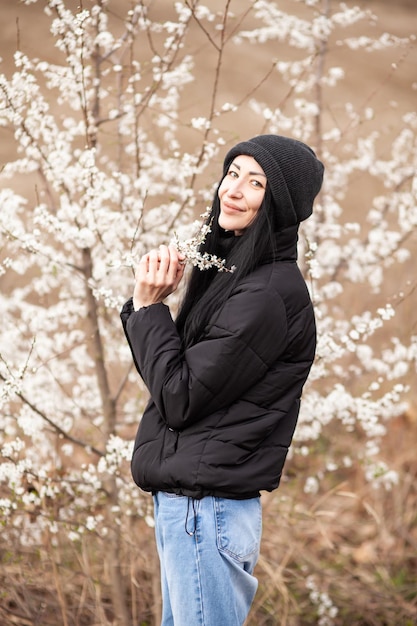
120,296,134,319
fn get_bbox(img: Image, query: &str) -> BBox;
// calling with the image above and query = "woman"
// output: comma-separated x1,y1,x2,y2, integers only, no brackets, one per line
121,134,324,625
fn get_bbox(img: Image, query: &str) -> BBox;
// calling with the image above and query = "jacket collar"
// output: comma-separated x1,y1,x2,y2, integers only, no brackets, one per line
260,225,299,264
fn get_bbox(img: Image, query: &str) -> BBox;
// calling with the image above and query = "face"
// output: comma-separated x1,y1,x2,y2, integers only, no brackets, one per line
218,154,266,236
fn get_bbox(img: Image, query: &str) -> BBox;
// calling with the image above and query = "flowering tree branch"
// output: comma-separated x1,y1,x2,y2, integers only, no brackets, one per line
0,1,415,623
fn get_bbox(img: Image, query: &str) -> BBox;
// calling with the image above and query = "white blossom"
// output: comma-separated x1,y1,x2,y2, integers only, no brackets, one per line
0,4,415,617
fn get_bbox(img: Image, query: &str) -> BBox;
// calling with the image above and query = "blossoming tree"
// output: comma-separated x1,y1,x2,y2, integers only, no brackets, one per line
0,1,416,624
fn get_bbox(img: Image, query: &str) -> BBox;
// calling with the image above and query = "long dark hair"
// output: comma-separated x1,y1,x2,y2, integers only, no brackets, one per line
176,183,277,348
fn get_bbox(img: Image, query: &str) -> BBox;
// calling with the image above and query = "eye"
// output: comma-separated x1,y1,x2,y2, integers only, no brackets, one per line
251,179,264,189
228,169,238,178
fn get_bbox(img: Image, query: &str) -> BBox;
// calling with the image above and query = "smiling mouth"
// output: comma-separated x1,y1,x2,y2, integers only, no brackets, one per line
222,201,244,213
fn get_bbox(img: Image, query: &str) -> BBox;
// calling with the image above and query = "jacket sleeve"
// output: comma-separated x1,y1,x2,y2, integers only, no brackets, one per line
121,281,288,431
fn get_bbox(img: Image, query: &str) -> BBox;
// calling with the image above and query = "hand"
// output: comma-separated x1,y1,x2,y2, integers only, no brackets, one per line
133,244,186,310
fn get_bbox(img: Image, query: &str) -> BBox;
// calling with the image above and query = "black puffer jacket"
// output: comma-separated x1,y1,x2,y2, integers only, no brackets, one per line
121,227,316,500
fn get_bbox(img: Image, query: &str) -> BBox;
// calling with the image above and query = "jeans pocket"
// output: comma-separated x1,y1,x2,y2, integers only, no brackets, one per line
214,497,262,564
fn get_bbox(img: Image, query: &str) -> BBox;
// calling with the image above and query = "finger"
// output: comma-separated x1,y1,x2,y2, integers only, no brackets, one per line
146,249,161,279
164,246,185,289
148,249,160,265
158,245,171,274
136,253,149,278
168,244,185,263
174,262,186,285
164,245,182,282
167,245,186,274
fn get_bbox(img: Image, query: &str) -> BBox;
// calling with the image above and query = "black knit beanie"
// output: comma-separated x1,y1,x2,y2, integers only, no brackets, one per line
223,134,324,228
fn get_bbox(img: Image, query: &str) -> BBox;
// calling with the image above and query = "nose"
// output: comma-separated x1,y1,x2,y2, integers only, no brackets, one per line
227,178,243,197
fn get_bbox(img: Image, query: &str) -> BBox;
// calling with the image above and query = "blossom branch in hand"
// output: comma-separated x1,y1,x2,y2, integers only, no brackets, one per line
172,209,236,273
133,244,186,310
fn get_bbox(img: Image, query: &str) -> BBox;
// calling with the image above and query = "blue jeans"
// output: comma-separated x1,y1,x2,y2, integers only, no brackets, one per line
153,492,262,626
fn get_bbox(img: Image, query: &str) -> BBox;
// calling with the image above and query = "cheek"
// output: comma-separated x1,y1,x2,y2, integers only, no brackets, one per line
218,181,227,199
250,193,264,213
248,199,257,212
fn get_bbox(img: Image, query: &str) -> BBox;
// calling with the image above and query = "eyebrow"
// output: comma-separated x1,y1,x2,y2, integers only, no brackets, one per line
231,161,267,178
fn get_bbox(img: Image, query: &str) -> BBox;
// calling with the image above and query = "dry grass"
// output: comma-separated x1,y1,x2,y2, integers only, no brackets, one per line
1,411,416,625
249,410,417,625
0,1,416,624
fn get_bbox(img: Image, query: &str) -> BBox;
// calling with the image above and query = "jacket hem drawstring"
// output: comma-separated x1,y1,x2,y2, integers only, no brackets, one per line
185,497,197,536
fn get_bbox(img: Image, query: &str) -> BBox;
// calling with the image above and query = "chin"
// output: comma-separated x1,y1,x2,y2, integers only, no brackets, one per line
218,217,230,231
219,215,237,232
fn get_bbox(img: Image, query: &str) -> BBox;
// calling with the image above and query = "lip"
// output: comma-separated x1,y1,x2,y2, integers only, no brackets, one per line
222,201,245,213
